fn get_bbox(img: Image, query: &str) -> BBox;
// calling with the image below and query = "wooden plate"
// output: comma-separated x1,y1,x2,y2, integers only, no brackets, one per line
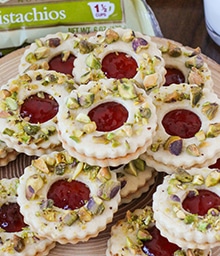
0,37,220,255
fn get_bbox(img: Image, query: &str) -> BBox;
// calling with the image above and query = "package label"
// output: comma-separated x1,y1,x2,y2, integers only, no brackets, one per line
0,0,123,30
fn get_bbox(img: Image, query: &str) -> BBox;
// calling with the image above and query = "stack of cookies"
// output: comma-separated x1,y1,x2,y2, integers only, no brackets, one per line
0,27,220,255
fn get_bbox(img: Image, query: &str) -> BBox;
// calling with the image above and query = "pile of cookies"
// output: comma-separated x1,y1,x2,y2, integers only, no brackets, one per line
0,27,219,255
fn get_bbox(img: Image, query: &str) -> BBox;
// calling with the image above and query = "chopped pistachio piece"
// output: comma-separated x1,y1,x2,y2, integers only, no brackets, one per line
186,144,200,156
202,102,218,120
164,136,183,156
205,169,220,187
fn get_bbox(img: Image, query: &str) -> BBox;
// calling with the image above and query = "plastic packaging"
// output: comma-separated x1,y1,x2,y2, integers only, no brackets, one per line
0,0,162,56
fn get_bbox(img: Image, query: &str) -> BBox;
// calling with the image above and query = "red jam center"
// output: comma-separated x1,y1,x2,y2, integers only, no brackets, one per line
49,54,75,76
209,158,220,169
142,226,180,256
0,202,27,232
164,67,185,86
20,92,59,124
182,189,220,216
47,179,90,210
162,109,201,139
88,101,128,132
101,52,138,79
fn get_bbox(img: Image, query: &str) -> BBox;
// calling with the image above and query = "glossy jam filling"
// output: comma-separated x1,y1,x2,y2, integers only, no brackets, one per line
0,202,27,232
209,158,220,169
47,179,90,210
88,101,128,132
101,52,138,79
142,226,180,256
49,54,75,76
164,67,185,86
182,189,220,216
20,92,59,124
162,109,201,139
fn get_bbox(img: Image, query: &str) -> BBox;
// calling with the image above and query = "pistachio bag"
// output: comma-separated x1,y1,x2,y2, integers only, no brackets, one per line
0,0,162,56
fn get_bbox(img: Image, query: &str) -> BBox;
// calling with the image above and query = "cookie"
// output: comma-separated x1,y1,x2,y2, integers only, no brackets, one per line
106,206,211,256
0,69,77,156
143,83,220,174
57,78,157,167
17,150,121,244
0,177,55,256
73,27,166,92
153,167,220,250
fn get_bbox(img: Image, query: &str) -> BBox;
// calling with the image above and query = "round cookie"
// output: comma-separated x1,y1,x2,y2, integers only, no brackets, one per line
153,167,220,250
57,78,157,167
18,32,84,76
17,150,121,244
142,83,220,174
73,27,166,92
0,69,77,156
0,177,55,256
106,206,211,256
153,38,213,90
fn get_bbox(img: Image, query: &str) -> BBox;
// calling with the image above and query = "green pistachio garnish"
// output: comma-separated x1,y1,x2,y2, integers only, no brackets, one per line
78,92,95,108
61,50,71,62
206,123,220,137
117,79,137,99
164,136,183,156
186,143,200,156
105,28,119,43
86,53,101,69
97,167,112,182
195,130,206,141
167,42,182,57
202,102,218,120
66,97,80,109
205,169,220,187
185,54,204,69
121,29,135,42
78,39,97,54
34,46,50,59
13,235,25,252
175,168,193,183
26,174,44,200
62,210,78,226
5,97,18,110
190,86,203,107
